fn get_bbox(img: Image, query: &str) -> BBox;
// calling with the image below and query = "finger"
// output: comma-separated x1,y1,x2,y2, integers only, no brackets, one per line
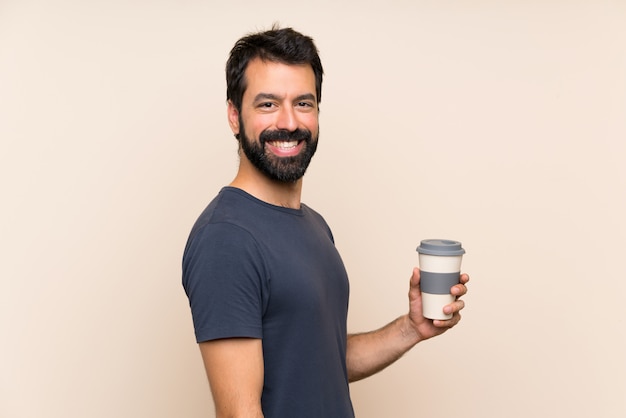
451,283,467,297
409,267,420,287
460,273,470,284
433,312,462,328
443,299,465,315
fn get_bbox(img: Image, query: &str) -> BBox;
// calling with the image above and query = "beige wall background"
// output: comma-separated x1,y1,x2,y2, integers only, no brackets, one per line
2,0,625,417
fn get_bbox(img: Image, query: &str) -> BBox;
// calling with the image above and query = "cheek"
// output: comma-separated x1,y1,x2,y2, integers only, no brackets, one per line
247,114,275,136
301,114,319,134
240,119,264,140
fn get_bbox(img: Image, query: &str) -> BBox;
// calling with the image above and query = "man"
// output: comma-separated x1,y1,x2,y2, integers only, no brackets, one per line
182,26,469,418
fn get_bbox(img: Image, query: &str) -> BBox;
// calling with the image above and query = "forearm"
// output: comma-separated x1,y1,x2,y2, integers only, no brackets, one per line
346,314,421,382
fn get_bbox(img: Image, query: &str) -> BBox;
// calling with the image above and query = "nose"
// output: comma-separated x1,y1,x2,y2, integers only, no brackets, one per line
275,106,298,132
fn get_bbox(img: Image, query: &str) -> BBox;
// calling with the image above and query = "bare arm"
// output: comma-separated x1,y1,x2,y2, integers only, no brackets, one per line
346,315,419,382
199,338,265,418
346,268,469,382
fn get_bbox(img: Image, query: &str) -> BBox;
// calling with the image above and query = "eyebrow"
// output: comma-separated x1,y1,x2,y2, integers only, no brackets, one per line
253,93,316,104
294,93,316,102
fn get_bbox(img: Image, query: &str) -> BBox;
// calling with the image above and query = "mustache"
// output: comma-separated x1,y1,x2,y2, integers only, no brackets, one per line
259,128,312,143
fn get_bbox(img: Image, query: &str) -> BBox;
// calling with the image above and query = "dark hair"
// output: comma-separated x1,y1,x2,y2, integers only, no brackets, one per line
226,25,324,111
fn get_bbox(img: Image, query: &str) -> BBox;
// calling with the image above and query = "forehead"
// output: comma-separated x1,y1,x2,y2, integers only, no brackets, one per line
243,58,316,101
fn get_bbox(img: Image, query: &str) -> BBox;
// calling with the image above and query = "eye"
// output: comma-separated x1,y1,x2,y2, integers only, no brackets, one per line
255,101,279,113
296,101,315,110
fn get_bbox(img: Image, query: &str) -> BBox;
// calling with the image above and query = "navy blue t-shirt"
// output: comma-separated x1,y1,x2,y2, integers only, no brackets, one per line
182,187,355,418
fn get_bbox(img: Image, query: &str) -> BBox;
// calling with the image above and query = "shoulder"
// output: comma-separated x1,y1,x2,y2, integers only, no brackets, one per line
186,188,266,244
183,189,269,270
301,203,335,241
189,188,250,231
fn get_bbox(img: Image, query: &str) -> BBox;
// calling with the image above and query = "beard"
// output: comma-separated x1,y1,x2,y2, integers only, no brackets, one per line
238,119,318,183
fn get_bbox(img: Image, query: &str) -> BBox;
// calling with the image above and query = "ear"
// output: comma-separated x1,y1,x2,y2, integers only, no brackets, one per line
227,101,240,138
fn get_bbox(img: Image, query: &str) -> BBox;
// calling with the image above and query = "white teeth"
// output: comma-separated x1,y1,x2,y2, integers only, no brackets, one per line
270,140,298,149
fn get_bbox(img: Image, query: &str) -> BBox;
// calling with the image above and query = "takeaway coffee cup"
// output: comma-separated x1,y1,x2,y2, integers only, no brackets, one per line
416,239,465,320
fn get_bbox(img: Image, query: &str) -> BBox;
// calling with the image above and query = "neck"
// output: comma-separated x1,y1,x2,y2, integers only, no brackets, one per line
230,158,303,209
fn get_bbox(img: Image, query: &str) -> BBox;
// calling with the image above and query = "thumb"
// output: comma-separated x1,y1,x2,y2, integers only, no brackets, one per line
409,267,422,299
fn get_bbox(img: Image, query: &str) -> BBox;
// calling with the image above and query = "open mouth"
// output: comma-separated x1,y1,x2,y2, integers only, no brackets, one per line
267,140,299,149
265,140,304,157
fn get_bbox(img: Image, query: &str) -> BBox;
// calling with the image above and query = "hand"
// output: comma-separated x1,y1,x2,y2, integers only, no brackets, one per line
407,267,469,341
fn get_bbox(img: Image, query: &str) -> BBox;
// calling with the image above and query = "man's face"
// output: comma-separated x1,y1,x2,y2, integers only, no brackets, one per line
228,58,320,183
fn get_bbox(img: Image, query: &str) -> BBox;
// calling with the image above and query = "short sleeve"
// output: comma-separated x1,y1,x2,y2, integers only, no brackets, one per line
182,222,268,343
